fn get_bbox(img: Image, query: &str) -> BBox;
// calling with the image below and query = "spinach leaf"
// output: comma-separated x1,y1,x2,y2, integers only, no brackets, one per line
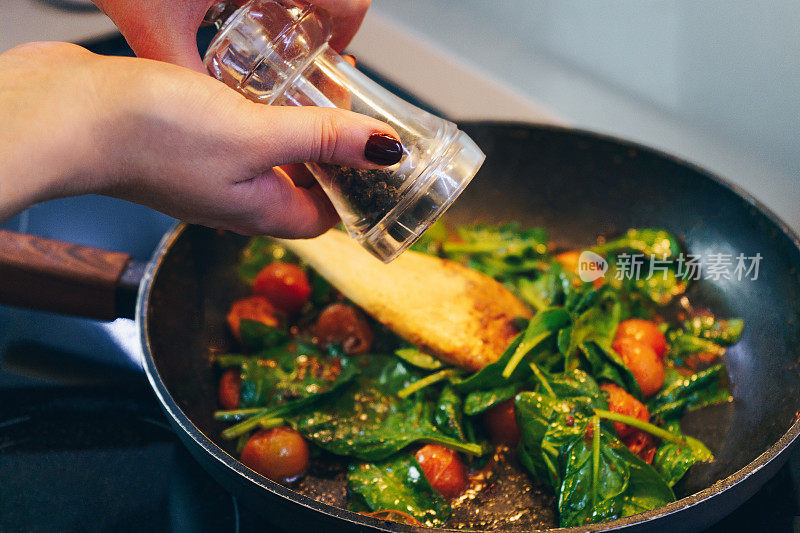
652,421,713,487
515,390,599,487
558,428,629,527
516,264,570,311
593,228,687,306
394,348,444,370
239,351,355,409
239,319,288,352
502,307,571,377
667,333,726,365
558,426,675,527
440,223,549,282
363,355,424,395
463,382,521,415
561,290,621,372
293,378,481,461
347,454,451,527
456,308,569,394
547,368,606,401
681,316,744,346
580,341,642,399
592,228,681,259
648,364,730,421
618,442,676,516
633,266,687,307
434,384,467,441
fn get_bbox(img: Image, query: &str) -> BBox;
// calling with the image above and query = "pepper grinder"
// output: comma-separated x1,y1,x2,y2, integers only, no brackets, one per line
204,0,485,262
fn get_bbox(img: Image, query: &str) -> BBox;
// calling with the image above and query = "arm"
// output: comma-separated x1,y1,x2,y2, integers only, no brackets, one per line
0,41,400,237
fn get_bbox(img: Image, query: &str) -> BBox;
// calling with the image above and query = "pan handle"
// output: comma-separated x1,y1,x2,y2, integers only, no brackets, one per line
0,229,144,320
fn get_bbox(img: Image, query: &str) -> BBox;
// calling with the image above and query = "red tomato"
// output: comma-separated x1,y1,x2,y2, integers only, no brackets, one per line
218,368,241,410
414,444,468,499
600,383,651,441
625,431,657,464
240,427,310,482
226,295,279,340
253,262,311,315
314,303,374,355
555,251,581,274
615,319,667,358
483,399,520,445
612,338,665,397
556,250,604,288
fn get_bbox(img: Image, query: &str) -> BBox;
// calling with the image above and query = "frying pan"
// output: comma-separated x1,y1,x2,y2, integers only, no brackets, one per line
2,122,799,532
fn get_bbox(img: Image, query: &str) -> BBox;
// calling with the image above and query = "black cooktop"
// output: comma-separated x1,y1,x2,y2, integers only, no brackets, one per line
0,27,798,533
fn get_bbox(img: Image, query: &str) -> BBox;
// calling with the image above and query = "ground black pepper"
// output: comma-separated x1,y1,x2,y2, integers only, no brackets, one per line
331,167,403,227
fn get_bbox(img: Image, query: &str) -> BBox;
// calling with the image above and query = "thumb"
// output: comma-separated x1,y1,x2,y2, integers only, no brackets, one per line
245,105,405,169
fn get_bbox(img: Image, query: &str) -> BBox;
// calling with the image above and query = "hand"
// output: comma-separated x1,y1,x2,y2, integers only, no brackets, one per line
92,0,370,72
0,42,400,237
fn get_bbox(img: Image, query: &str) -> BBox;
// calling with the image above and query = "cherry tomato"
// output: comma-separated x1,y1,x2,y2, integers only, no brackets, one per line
240,427,310,483
625,431,657,464
226,295,279,341
600,383,651,441
555,251,581,274
483,399,520,445
556,250,604,288
253,262,312,315
612,338,665,397
314,303,374,355
615,319,667,359
218,368,241,410
414,444,468,499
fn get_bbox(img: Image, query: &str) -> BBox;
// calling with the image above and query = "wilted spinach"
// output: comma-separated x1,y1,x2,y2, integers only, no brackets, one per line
434,384,468,441
394,347,444,370
592,228,681,260
293,376,482,461
648,364,730,421
347,454,451,527
238,319,288,352
681,316,744,346
652,421,713,487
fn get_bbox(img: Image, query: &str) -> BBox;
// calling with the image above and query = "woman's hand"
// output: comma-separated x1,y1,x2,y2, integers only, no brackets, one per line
92,0,370,72
0,42,400,237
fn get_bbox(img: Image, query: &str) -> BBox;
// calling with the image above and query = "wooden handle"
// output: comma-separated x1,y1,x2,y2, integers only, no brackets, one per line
0,230,133,320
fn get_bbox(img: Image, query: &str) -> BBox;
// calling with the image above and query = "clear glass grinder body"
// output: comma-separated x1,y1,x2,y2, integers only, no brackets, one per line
204,0,485,262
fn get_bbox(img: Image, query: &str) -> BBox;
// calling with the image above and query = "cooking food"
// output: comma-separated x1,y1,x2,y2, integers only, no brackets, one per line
213,222,742,528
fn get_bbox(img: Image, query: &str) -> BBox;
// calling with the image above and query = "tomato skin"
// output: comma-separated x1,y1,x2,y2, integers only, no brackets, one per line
612,338,665,397
556,250,604,288
218,368,241,410
314,303,374,355
555,251,581,274
483,399,520,445
615,319,667,359
600,383,650,440
625,431,657,464
414,444,468,499
253,262,311,315
226,295,279,340
240,427,310,483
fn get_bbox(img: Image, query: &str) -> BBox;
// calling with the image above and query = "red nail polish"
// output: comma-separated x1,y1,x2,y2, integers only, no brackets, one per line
364,133,403,166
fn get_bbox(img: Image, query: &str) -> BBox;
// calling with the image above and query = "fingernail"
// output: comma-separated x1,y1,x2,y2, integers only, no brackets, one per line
364,133,403,166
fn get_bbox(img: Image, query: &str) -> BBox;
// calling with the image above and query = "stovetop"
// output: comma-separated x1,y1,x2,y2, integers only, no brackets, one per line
1,29,799,533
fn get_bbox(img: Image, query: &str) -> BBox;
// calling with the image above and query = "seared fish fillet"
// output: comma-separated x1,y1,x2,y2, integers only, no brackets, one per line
279,230,532,371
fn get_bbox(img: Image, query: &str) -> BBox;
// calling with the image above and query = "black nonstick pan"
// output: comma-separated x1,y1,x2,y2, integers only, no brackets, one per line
2,122,799,532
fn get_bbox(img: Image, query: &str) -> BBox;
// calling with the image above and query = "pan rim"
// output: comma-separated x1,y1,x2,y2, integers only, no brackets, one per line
137,121,800,532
